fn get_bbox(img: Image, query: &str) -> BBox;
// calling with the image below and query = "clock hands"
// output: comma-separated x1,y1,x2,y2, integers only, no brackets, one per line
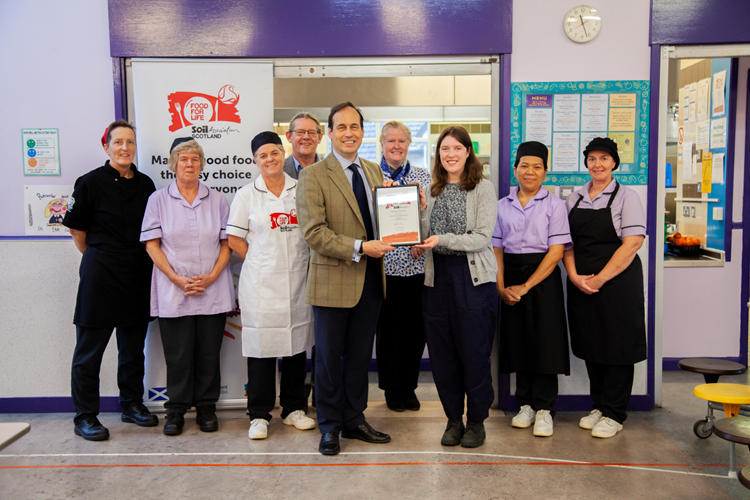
579,15,588,37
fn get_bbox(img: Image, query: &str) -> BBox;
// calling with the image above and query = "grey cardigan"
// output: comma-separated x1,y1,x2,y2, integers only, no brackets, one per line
421,178,499,287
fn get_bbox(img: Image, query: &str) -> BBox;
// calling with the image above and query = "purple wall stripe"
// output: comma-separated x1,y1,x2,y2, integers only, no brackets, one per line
651,0,750,45
108,0,512,58
723,58,739,262
740,68,750,368
0,397,121,414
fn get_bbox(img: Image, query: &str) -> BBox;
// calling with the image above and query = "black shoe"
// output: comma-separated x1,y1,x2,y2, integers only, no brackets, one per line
196,405,218,432
121,403,159,427
461,421,486,448
441,419,464,446
319,432,340,455
74,415,109,441
163,413,184,436
403,390,420,411
385,391,405,412
341,421,391,443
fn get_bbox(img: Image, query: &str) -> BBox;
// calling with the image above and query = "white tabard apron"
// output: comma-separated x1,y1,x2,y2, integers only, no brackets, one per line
239,183,314,358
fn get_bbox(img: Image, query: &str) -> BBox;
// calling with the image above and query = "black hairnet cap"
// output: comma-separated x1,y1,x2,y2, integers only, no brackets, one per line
515,141,549,170
251,131,283,156
583,137,620,170
170,137,194,153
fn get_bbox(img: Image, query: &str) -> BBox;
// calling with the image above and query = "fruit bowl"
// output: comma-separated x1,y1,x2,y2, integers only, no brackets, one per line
668,243,701,256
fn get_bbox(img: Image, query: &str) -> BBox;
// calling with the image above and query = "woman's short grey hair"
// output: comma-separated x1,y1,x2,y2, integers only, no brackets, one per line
379,121,412,144
168,140,205,172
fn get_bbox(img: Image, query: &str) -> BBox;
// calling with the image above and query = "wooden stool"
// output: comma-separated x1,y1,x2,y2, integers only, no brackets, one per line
739,466,750,490
679,358,748,438
712,416,750,479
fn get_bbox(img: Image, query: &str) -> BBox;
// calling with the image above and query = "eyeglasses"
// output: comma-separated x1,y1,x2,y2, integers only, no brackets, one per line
292,129,320,137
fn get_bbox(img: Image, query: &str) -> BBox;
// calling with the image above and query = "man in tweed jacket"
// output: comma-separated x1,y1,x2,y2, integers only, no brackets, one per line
296,102,395,455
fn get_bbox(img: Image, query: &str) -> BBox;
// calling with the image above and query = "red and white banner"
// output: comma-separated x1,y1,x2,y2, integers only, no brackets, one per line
131,60,274,408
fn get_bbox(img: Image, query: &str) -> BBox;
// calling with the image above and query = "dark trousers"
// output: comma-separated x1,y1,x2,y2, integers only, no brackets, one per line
585,361,635,424
71,323,149,423
246,351,307,421
376,274,426,393
313,257,383,434
158,313,226,415
423,254,497,423
515,371,558,416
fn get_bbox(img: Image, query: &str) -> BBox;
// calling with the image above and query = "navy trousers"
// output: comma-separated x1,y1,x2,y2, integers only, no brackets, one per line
71,324,149,423
313,257,382,434
423,254,497,423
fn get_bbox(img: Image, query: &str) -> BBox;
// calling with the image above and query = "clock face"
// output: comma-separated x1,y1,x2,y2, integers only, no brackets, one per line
564,5,601,43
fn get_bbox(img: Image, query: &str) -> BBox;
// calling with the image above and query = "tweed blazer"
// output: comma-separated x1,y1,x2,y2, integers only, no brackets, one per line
283,156,298,180
420,178,498,287
296,153,386,307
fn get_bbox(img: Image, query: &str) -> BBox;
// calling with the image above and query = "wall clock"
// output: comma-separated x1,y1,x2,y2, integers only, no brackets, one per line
564,5,601,43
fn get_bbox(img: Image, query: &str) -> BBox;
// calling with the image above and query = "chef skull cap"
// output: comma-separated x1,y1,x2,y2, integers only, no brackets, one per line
251,131,283,156
583,137,621,170
170,137,195,153
514,141,549,170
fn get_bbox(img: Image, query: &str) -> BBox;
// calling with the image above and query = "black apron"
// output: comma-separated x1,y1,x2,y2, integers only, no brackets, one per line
566,182,647,365
500,252,570,375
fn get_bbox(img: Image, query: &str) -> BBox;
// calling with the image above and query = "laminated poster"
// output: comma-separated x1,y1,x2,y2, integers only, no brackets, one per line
24,185,73,235
702,152,713,194
697,78,710,122
712,153,724,184
711,117,726,149
712,70,726,116
22,129,60,176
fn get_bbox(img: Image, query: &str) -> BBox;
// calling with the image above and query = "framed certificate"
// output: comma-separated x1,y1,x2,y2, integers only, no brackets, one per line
374,185,422,246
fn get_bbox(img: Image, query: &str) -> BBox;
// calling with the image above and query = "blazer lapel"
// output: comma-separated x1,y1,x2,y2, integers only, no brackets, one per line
326,154,364,227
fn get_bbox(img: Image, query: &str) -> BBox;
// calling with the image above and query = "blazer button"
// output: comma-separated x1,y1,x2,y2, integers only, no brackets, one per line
467,230,472,234
470,260,475,265
473,278,478,282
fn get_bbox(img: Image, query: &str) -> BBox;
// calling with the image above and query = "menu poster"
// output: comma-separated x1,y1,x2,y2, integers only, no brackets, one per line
581,94,609,131
712,70,726,116
688,83,697,123
710,117,727,149
697,78,710,122
609,93,636,107
696,120,710,151
712,153,725,184
553,94,581,132
552,133,580,172
608,108,636,132
526,108,552,145
610,132,635,163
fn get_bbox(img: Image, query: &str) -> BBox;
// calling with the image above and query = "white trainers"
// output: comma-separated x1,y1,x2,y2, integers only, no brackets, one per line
591,417,623,438
511,405,536,428
248,418,269,439
579,409,603,430
533,410,553,437
282,410,315,430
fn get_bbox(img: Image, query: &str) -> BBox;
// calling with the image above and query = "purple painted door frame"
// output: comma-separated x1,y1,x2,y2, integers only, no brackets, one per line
650,0,750,368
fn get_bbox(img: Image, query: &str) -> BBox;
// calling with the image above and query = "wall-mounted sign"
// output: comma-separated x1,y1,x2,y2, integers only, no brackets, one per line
22,129,60,176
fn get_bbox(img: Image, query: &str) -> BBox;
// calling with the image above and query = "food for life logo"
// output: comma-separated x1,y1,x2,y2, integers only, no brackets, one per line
167,84,241,132
270,210,299,232
385,201,412,209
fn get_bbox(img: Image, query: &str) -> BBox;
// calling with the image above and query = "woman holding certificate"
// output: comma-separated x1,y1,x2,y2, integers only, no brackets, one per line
415,126,498,448
376,121,432,412
563,137,646,439
492,141,571,438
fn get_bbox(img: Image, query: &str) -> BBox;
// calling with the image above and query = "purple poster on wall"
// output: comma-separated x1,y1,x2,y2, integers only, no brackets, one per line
527,95,552,107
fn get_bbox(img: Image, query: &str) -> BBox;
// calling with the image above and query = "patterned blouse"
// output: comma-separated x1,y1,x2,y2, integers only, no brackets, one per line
430,183,468,256
382,164,432,277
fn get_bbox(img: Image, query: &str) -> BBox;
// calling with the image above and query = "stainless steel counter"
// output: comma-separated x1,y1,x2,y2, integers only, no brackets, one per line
663,247,725,268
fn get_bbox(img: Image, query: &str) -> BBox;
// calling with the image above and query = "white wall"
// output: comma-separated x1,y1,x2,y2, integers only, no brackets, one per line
0,0,114,236
0,1,120,400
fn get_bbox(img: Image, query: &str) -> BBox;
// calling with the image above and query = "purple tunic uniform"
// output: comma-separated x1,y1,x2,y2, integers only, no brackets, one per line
492,186,571,375
140,182,234,318
493,186,571,253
